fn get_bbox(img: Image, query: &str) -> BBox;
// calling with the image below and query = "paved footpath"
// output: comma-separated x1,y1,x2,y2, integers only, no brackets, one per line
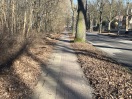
32,31,93,99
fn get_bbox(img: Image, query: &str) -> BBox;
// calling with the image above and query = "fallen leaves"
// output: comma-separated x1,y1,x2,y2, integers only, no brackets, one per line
72,42,132,99
0,33,60,99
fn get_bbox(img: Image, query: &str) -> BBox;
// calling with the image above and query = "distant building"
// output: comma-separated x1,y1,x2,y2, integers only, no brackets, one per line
114,15,132,30
115,15,124,27
115,15,124,21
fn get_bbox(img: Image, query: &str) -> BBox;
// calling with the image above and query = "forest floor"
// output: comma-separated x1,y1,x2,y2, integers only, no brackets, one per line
70,35,132,99
0,33,60,98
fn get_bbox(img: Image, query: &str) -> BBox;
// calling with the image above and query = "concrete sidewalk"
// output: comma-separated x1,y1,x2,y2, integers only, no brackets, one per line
32,31,93,99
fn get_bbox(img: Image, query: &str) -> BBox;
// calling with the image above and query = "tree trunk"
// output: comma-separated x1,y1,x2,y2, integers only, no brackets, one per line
72,12,75,35
1,17,4,34
23,11,27,37
90,18,93,32
75,0,86,42
99,12,102,34
126,15,129,31
108,21,111,32
11,0,15,35
126,2,129,32
108,3,112,33
27,7,33,34
2,0,9,34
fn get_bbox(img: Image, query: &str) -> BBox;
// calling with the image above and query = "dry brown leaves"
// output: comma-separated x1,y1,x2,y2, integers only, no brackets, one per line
0,33,60,99
72,42,132,99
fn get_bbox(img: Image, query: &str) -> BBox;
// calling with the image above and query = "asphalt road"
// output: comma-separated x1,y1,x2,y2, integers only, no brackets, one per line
86,32,132,70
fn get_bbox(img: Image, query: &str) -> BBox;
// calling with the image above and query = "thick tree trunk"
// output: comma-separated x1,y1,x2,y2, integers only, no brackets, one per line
75,0,86,42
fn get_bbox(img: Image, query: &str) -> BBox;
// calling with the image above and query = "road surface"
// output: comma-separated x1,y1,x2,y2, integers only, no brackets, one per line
86,32,132,70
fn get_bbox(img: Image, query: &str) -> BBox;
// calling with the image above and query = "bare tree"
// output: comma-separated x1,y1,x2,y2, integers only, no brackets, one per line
117,0,123,35
105,0,118,32
0,0,71,69
97,0,105,33
126,1,130,32
70,0,77,35
87,0,97,32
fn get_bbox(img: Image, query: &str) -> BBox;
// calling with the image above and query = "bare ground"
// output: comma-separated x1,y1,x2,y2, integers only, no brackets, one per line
71,37,132,99
0,33,60,99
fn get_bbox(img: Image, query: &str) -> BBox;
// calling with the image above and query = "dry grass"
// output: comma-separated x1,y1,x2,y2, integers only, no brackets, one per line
71,38,132,99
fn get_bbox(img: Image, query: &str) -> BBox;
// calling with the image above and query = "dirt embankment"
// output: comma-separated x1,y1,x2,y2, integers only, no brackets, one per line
71,38,132,99
0,33,60,99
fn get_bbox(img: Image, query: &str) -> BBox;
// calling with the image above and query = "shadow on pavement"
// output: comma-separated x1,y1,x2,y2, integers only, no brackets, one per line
26,48,92,99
